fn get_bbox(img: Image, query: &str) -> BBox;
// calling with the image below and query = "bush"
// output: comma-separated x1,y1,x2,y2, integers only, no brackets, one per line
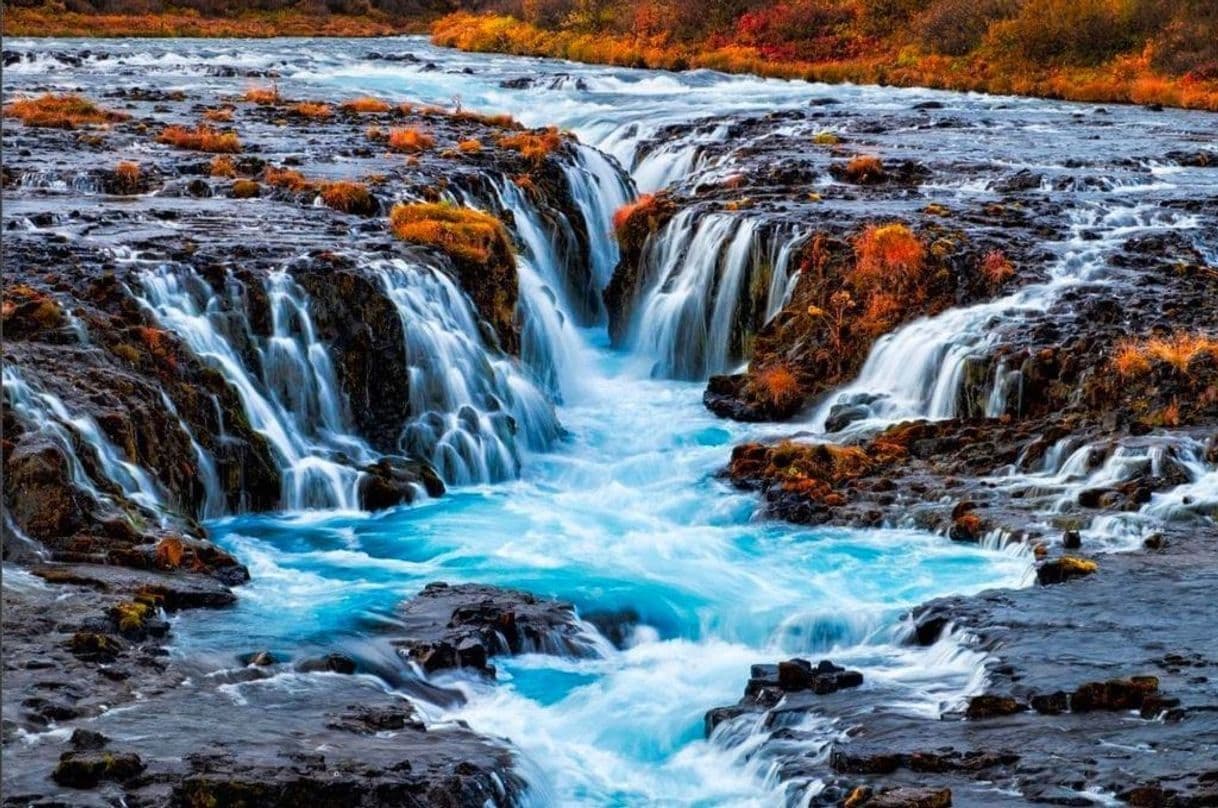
291,102,332,118
497,127,564,163
842,154,885,184
995,0,1137,66
340,96,392,113
114,161,141,194
1113,332,1218,376
918,0,1015,56
735,0,860,62
386,127,435,152
243,84,280,104
319,181,375,215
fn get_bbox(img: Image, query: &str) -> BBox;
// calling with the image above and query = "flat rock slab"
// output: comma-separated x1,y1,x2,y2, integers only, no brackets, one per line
30,563,236,609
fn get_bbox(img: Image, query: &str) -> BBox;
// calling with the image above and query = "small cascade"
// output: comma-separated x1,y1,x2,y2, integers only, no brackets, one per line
374,258,560,486
2,366,166,519
134,265,367,511
812,201,1200,432
562,145,635,294
627,211,808,380
17,170,104,195
159,391,224,520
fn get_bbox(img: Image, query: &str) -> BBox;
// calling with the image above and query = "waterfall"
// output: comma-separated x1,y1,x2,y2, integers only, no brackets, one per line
374,257,560,486
563,145,635,295
2,366,167,520
811,200,1201,432
133,265,367,511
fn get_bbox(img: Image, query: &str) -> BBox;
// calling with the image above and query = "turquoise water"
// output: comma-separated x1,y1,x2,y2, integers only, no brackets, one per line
182,333,1031,805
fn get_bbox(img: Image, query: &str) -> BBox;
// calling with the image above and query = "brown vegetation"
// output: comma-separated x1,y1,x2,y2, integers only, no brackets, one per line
340,96,393,114
3,93,128,129
157,124,241,153
291,102,333,119
388,202,513,265
113,161,141,194
386,127,436,153
497,128,564,164
1113,332,1218,377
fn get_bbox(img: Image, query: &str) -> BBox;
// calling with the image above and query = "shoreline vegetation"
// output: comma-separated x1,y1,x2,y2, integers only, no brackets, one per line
3,1,1217,112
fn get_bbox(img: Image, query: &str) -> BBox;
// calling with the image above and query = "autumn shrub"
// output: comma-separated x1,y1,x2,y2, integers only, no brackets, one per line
291,102,332,119
919,0,1017,56
319,181,375,215
157,124,241,153
113,161,141,194
994,0,1139,66
340,96,392,113
2,93,128,128
389,202,512,264
497,127,564,163
745,363,803,413
1149,12,1218,78
734,0,860,62
386,127,435,153
851,223,927,300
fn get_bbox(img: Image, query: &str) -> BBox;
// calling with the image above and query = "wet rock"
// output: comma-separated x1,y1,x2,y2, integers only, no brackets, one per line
53,750,144,788
1036,556,1098,585
358,456,446,511
326,703,423,734
1069,676,1159,712
1030,690,1070,715
845,786,953,807
965,694,1026,719
295,653,358,675
69,728,109,751
705,658,863,734
393,582,599,677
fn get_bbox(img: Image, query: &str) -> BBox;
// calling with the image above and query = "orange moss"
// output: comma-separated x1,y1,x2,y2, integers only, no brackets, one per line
389,202,512,264
2,93,128,129
157,124,241,153
1113,332,1218,376
497,127,564,164
291,102,332,119
340,96,392,114
386,127,435,153
242,84,280,105
231,179,261,198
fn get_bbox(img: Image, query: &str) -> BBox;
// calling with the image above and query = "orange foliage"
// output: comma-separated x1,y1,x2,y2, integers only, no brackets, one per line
340,96,392,114
3,93,128,129
851,224,926,294
981,250,1015,287
1113,332,1218,376
210,156,237,178
291,102,332,119
386,127,435,153
202,106,234,123
843,154,885,184
613,193,659,233
319,181,375,215
497,127,564,164
749,364,802,410
157,125,241,153
243,84,281,105
389,202,512,264
2,7,409,38
114,161,141,194
457,138,484,153
154,537,185,569
263,167,313,191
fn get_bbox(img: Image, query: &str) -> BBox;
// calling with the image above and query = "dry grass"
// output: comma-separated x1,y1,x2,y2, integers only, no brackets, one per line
231,179,261,198
3,93,128,129
1113,332,1218,376
747,364,803,412
263,167,313,192
242,84,280,105
457,138,483,154
291,102,332,119
319,181,374,215
210,156,237,178
114,161,141,194
340,96,392,114
843,154,885,184
497,127,564,164
851,224,926,293
202,106,235,123
157,124,242,153
613,193,659,233
386,127,435,153
389,202,512,264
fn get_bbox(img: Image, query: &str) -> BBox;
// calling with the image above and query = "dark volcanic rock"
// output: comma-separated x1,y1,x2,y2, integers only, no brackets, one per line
705,658,863,735
394,582,601,677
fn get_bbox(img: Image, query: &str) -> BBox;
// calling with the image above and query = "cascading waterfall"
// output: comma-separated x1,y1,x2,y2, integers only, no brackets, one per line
374,257,560,485
2,366,167,519
134,265,368,510
562,145,636,294
812,200,1201,432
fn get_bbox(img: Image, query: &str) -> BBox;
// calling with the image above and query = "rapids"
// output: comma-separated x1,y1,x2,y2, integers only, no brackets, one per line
4,34,1216,806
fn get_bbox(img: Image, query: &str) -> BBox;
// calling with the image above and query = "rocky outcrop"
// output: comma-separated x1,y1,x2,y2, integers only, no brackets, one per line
393,582,602,677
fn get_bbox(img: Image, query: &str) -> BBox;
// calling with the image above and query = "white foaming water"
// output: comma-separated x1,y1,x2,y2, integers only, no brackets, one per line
2,365,166,519
133,264,368,510
374,257,559,484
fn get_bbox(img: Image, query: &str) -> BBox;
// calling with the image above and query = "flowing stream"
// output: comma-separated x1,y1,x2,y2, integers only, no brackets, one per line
5,35,1217,806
